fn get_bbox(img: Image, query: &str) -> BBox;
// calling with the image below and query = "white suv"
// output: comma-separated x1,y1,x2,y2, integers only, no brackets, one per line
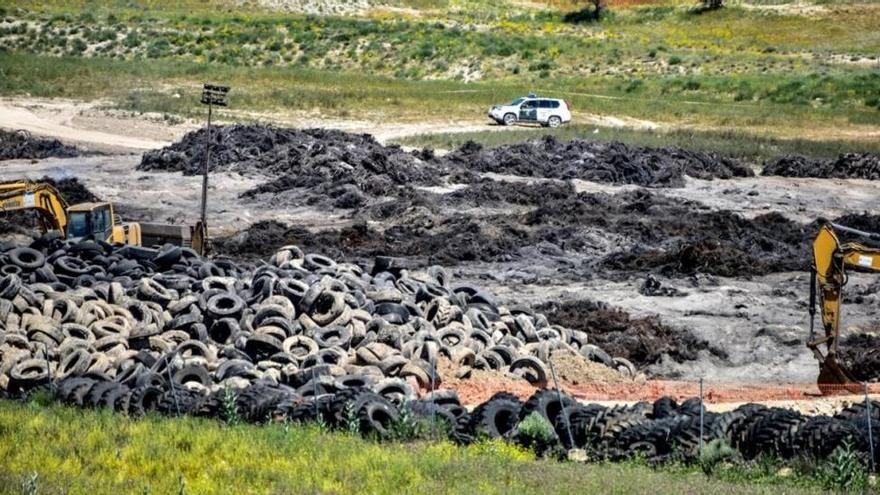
488,95,572,128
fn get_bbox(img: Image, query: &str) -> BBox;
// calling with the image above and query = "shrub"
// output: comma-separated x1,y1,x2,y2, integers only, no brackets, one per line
147,39,171,58
820,442,868,492
529,59,552,72
70,38,87,54
668,55,682,65
699,439,737,476
515,412,558,455
221,386,241,425
625,79,643,93
683,79,701,90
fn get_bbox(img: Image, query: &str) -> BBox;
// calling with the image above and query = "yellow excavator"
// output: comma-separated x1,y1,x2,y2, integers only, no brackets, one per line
0,180,206,254
809,221,880,391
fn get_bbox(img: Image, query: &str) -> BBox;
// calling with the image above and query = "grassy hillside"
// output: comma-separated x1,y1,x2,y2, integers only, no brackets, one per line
0,0,878,140
0,399,830,494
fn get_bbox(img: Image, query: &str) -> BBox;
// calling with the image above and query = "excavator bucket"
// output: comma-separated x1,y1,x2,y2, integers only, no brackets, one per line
817,355,861,395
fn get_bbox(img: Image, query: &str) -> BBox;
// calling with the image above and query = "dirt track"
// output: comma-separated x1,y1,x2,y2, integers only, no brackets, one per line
0,97,511,153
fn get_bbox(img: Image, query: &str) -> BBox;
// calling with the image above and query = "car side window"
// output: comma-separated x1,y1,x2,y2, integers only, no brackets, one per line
522,100,535,109
538,100,551,108
549,100,560,108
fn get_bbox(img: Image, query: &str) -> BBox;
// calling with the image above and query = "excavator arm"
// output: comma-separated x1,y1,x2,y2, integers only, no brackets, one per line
0,181,69,233
809,222,880,389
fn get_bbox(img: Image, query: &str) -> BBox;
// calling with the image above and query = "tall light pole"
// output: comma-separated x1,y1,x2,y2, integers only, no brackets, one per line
198,83,229,255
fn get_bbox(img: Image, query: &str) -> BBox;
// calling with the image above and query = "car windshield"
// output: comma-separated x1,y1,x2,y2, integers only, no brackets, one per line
67,212,90,238
508,98,525,106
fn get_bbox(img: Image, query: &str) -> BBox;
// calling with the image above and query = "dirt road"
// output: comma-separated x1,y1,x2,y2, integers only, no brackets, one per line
0,97,503,152
0,98,176,152
0,97,667,153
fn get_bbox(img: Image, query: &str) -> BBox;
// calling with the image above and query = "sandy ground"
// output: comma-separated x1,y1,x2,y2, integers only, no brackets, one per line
0,98,180,152
0,97,516,153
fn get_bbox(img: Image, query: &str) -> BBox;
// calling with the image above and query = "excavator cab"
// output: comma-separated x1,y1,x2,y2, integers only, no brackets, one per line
65,202,142,245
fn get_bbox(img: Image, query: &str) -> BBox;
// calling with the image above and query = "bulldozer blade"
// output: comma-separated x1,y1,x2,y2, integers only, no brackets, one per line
817,356,861,395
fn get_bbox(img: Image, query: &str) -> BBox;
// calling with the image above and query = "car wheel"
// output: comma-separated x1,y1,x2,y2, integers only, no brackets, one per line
548,116,562,128
503,113,516,126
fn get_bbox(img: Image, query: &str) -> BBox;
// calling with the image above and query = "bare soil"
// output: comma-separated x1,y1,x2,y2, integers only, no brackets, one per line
3,108,880,399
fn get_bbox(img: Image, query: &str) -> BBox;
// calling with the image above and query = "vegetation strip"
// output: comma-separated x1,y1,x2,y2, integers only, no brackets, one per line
0,398,864,494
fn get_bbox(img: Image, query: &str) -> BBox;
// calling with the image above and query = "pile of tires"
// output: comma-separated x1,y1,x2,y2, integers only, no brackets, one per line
0,235,633,399
555,395,879,467
45,374,880,468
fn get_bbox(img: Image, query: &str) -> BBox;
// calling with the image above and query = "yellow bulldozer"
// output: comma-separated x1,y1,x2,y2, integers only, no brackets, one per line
809,221,880,391
0,180,206,254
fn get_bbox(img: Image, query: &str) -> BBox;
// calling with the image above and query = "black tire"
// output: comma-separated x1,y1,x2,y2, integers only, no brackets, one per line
406,400,457,431
243,335,283,361
676,397,705,418
373,378,414,405
71,379,100,406
335,374,374,390
652,396,678,419
313,325,352,349
423,389,462,408
57,377,96,405
127,386,164,416
554,403,604,449
8,358,50,393
741,408,807,460
236,384,292,423
54,256,90,276
9,247,45,270
206,293,245,319
727,404,771,449
173,365,212,388
287,395,335,424
834,400,880,423
153,246,182,267
0,274,22,299
518,389,576,425
580,344,614,367
357,396,399,437
309,292,345,326
304,254,336,271
86,381,120,409
794,415,858,460
508,356,548,384
468,397,522,439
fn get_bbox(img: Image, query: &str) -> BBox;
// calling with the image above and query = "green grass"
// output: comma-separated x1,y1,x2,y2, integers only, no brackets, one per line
0,399,834,494
0,50,877,142
0,1,878,141
394,124,880,162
